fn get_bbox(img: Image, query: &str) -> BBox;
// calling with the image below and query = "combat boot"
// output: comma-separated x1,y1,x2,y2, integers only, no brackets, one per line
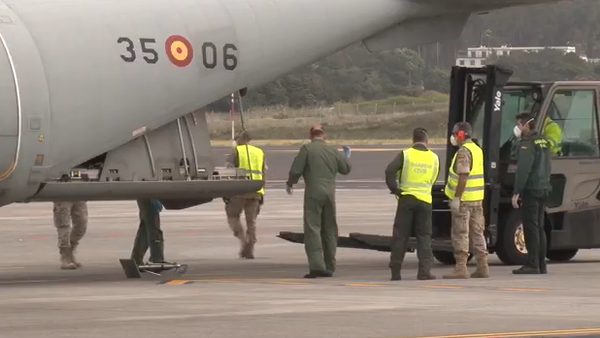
390,269,401,281
244,242,255,259
69,243,82,268
470,255,489,278
443,253,469,279
59,247,77,270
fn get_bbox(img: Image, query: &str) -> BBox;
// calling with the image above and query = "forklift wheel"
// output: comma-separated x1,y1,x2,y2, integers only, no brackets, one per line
432,250,473,265
495,209,528,266
547,249,578,262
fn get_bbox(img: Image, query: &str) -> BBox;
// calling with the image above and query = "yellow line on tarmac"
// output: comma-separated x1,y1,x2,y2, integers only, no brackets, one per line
345,283,386,287
165,280,190,285
421,285,463,289
498,287,546,292
270,281,312,285
417,327,600,338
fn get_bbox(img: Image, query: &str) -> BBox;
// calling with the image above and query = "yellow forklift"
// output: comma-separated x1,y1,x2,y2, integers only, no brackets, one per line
279,65,600,265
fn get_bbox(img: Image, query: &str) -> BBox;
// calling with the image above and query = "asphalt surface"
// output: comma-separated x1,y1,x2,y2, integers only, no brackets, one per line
2,189,600,337
211,144,449,190
2,145,600,338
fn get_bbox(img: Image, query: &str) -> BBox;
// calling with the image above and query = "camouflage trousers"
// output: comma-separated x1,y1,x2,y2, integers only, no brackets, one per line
225,196,261,246
450,200,488,258
53,201,88,249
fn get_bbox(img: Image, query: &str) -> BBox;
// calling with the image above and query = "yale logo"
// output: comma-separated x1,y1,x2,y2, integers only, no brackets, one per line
494,90,502,112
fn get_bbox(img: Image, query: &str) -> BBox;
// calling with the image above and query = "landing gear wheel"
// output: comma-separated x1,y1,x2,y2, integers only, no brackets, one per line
547,249,578,262
433,250,473,265
495,209,528,265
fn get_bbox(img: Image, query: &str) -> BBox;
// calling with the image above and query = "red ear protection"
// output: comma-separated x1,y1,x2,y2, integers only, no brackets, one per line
456,130,465,140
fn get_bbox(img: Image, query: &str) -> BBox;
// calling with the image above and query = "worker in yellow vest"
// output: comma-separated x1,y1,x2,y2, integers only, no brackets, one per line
384,127,439,281
542,116,562,156
443,122,489,279
224,131,267,259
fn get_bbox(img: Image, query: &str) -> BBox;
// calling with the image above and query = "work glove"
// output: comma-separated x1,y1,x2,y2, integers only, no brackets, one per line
449,197,461,214
286,184,293,195
222,197,231,204
259,195,264,205
342,146,351,159
150,199,163,213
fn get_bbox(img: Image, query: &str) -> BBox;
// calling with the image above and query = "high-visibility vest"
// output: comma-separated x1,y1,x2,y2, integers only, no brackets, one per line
236,144,265,195
543,116,562,155
398,147,440,204
444,141,485,201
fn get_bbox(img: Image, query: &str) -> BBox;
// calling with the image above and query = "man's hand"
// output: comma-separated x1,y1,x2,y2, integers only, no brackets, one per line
286,185,293,195
259,195,264,205
222,197,231,204
512,194,520,209
449,197,461,214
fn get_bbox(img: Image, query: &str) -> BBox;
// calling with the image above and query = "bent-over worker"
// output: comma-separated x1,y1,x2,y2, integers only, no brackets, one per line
131,199,167,264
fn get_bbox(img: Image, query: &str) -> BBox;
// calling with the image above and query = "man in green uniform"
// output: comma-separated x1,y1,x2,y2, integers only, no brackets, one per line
131,199,167,265
224,131,267,259
385,127,439,281
511,112,552,275
286,124,351,278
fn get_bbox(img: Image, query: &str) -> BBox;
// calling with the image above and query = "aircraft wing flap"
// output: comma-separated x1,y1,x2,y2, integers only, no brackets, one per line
362,13,471,52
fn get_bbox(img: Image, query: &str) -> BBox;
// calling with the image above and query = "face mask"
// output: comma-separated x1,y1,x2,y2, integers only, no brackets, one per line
450,135,458,146
513,125,522,138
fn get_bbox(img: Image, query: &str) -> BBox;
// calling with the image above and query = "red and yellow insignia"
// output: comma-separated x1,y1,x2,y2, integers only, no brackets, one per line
165,35,193,67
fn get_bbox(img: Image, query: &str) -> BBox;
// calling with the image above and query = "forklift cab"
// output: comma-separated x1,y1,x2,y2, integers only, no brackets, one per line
433,65,600,266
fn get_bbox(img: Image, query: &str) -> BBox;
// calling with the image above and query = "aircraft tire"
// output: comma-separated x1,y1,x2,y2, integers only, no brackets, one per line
495,209,528,266
546,249,578,262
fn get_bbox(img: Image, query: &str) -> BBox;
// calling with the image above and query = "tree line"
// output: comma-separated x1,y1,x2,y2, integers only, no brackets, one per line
206,1,600,111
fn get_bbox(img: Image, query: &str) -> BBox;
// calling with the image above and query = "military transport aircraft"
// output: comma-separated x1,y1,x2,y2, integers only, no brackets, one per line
0,0,575,209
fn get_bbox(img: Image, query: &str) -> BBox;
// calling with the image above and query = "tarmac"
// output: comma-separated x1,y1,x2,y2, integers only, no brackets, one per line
1,145,600,338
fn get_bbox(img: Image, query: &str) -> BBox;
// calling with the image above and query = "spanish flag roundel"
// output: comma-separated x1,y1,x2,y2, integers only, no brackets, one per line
165,35,193,67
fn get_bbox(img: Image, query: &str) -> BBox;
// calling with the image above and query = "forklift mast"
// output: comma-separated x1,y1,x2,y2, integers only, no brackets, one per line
445,65,513,246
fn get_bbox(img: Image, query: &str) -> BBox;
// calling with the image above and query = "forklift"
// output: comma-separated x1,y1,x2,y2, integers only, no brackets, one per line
278,65,600,265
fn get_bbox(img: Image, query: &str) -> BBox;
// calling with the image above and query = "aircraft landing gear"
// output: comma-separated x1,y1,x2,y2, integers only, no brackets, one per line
119,258,188,279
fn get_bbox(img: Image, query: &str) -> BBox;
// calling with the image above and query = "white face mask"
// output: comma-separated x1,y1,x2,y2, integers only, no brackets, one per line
513,118,533,138
450,135,457,146
513,125,522,138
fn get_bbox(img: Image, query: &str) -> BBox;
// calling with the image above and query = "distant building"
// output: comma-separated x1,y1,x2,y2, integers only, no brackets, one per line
455,45,591,67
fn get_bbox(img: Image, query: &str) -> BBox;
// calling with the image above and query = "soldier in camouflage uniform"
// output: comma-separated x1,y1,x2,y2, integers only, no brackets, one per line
443,122,489,279
53,201,88,270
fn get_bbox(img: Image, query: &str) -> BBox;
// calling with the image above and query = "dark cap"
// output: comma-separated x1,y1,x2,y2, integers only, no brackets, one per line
310,123,324,133
235,130,250,142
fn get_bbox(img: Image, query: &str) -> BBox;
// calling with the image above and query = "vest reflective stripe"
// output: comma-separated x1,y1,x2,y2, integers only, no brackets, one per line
398,147,439,204
236,144,265,194
444,141,485,201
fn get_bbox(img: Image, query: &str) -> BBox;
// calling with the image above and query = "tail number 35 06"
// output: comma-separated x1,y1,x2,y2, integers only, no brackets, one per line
117,36,238,70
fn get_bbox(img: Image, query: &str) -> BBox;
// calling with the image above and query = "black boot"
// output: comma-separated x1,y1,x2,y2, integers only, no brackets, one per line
417,273,437,280
304,270,332,278
391,270,401,281
512,265,540,274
